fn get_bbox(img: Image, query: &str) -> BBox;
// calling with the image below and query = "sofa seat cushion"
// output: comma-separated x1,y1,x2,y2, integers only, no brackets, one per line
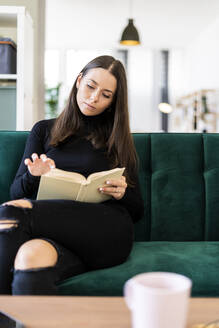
58,241,219,297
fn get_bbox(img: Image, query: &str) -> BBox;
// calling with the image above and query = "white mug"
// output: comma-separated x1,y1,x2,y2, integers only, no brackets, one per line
124,272,192,328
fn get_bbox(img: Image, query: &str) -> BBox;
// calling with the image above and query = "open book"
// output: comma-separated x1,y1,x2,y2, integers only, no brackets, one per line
37,167,125,203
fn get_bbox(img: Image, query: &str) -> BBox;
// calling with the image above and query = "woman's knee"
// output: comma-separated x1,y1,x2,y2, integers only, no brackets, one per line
14,239,58,270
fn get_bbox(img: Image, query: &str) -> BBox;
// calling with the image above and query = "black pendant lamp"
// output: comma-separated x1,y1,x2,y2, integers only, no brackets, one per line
120,0,140,46
120,19,140,45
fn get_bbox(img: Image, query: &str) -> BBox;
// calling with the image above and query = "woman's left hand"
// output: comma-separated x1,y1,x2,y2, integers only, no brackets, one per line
99,176,127,200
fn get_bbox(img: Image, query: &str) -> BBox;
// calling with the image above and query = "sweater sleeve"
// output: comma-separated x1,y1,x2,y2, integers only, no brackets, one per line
116,171,144,223
10,120,47,200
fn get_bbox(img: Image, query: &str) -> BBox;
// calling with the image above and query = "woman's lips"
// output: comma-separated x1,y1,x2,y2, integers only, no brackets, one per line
84,102,96,109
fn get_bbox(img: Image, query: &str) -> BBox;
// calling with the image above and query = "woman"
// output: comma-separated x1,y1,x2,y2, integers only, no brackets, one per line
0,55,144,295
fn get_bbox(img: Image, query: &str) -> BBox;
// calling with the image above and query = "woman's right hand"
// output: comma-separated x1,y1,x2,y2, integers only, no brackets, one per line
24,153,56,176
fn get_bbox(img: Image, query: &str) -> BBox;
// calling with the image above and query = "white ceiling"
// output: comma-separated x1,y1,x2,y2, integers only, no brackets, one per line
46,0,219,49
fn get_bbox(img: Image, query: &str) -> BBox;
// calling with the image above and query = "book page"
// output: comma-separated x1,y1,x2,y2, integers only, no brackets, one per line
77,167,125,203
37,175,81,200
43,168,86,183
87,167,125,183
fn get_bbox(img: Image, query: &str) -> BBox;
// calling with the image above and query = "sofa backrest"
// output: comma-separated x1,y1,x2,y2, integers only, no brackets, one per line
134,133,219,242
0,131,28,204
1,131,219,242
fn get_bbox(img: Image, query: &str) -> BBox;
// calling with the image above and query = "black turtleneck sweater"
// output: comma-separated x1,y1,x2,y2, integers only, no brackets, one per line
10,116,144,223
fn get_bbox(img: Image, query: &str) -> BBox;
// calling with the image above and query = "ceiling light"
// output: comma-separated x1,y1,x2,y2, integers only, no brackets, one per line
158,103,173,114
120,0,140,46
120,19,140,45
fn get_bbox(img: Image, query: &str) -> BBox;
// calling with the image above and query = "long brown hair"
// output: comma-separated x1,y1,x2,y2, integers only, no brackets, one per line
50,55,138,186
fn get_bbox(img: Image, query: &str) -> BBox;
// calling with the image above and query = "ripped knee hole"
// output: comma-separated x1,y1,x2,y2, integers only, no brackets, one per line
0,220,18,230
2,199,33,209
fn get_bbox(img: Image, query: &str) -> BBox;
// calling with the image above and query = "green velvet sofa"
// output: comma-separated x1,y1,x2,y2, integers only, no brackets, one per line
1,131,219,297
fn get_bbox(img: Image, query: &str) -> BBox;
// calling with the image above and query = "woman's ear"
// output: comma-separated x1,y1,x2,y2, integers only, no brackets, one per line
76,73,83,89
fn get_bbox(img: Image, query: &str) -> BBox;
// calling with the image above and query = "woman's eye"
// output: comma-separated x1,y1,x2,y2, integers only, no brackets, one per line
103,94,110,99
87,84,94,89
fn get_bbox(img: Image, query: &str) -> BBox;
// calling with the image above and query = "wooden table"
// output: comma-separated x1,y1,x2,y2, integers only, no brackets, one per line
0,296,218,328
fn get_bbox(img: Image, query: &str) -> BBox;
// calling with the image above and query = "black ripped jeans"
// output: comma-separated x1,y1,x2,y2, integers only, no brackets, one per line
0,199,134,295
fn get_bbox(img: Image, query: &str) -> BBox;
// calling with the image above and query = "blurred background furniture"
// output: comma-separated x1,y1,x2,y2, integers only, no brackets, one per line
0,6,33,130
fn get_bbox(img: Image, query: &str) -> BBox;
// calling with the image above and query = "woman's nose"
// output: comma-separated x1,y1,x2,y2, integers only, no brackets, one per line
90,90,100,103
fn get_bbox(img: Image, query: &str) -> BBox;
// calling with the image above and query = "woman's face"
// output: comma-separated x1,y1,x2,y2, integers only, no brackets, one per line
76,68,117,116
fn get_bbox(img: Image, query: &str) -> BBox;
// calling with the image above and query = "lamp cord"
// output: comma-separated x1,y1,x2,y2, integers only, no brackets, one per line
129,0,133,18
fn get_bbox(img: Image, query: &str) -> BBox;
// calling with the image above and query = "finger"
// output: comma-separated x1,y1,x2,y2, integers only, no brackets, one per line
42,157,55,169
31,153,38,161
101,189,123,200
47,159,56,169
99,187,124,200
106,179,127,188
99,187,124,194
40,154,47,162
24,158,32,166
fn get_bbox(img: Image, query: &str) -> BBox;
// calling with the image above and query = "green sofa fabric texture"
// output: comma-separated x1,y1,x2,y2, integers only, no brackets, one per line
0,131,29,204
58,242,219,297
1,131,219,296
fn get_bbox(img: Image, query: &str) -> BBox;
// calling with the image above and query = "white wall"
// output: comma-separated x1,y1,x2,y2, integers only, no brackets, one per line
183,17,219,93
45,0,219,49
